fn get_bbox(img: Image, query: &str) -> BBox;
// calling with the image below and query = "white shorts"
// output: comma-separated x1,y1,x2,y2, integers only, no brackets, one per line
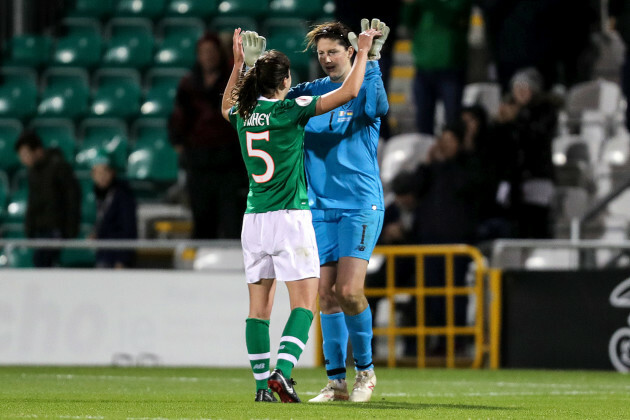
241,209,320,284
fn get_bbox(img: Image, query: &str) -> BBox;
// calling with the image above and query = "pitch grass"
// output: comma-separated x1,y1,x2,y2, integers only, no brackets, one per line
0,366,629,419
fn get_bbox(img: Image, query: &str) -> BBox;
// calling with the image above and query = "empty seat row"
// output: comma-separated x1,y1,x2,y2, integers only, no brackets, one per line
67,0,334,21
0,66,185,122
4,18,206,70
3,16,315,77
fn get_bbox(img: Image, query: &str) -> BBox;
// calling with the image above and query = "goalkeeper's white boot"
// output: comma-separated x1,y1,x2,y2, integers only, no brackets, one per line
349,370,376,402
308,379,349,402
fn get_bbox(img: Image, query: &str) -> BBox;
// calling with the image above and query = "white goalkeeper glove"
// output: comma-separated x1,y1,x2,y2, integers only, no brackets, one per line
348,18,390,61
242,30,266,68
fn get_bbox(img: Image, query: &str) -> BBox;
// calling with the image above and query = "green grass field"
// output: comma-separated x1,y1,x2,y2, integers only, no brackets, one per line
0,366,629,419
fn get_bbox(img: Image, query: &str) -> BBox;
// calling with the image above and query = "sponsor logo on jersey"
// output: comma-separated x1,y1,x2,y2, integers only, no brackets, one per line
243,112,271,127
296,96,313,106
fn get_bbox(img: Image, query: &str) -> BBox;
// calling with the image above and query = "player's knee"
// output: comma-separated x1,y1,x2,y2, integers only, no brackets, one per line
335,286,364,308
318,291,338,312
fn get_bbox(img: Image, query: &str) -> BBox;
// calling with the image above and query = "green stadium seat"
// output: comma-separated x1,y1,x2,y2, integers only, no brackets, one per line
38,67,90,119
114,0,167,19
29,118,77,163
51,18,103,68
5,187,27,224
77,172,97,224
127,118,178,182
0,245,34,268
320,0,335,19
216,0,269,18
67,0,115,19
0,170,8,222
208,15,258,35
268,0,323,19
2,34,52,68
166,0,218,18
102,18,155,69
154,18,205,68
0,216,32,269
0,119,23,174
266,28,311,81
75,118,129,172
0,67,38,120
90,68,142,119
141,67,186,118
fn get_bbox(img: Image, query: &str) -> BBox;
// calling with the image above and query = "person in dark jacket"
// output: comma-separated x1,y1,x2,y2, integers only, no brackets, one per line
168,31,246,239
89,149,137,268
14,129,81,267
494,68,560,239
411,121,482,353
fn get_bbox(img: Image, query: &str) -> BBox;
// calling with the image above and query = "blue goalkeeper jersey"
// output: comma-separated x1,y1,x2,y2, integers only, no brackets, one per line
287,61,389,210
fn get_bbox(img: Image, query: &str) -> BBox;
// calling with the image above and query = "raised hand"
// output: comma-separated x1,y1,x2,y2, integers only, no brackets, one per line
242,30,266,67
232,28,244,66
348,18,390,60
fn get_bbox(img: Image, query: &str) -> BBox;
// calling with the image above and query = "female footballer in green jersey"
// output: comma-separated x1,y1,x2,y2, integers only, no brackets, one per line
220,27,380,403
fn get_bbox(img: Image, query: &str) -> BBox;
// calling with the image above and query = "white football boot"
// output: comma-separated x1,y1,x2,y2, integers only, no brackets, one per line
349,370,376,402
308,378,349,402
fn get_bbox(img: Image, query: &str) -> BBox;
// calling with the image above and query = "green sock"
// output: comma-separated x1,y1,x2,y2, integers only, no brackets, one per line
246,318,271,391
275,307,314,379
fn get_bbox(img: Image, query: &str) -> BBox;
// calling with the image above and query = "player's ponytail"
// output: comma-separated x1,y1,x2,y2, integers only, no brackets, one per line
233,50,291,120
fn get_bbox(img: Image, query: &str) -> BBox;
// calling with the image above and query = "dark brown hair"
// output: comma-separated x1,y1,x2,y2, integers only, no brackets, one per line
14,129,43,151
305,21,352,52
231,50,290,120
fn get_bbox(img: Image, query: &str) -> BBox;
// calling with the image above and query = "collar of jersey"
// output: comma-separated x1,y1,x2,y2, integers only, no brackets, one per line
258,96,279,102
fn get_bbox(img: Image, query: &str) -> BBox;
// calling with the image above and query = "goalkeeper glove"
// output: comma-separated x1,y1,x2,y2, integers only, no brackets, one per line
348,18,390,60
242,30,266,68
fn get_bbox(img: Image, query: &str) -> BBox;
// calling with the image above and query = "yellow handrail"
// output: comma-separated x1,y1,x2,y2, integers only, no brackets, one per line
313,244,501,369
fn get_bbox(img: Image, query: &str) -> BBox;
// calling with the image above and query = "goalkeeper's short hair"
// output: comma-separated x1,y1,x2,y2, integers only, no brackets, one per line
305,21,353,52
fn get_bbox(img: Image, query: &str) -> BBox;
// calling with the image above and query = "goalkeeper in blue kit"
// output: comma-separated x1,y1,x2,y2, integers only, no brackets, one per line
221,27,381,403
286,18,390,403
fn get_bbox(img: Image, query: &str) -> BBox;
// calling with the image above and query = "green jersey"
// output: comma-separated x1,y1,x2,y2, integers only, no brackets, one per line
229,96,320,213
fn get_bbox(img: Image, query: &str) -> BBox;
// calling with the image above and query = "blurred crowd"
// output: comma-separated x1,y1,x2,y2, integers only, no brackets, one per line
5,0,630,270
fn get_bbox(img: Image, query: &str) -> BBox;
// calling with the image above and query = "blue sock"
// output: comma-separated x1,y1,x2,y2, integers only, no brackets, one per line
320,312,348,380
344,306,374,371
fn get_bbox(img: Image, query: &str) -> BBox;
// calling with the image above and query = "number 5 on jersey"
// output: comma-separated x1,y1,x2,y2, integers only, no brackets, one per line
247,131,274,183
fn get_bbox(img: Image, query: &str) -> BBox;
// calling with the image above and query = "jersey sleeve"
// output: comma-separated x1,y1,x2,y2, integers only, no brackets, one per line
287,81,315,99
291,95,320,126
363,61,389,120
228,106,239,129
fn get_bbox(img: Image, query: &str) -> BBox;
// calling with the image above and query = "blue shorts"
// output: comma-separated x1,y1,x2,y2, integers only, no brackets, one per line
311,208,384,265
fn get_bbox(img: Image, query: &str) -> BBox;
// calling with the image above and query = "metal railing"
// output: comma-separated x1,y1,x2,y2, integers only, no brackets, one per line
312,244,498,369
0,238,242,269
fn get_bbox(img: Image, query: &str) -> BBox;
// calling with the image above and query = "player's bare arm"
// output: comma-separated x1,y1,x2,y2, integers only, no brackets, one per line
221,28,245,122
315,28,381,116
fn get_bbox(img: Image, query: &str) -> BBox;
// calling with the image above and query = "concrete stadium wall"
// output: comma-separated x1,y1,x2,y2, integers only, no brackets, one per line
0,269,317,367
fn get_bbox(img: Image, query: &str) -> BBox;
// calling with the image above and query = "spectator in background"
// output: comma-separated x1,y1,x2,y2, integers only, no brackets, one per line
14,129,81,267
411,121,481,353
494,68,560,239
461,104,515,240
402,0,473,135
90,149,137,269
610,0,630,131
169,32,246,239
413,121,481,246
